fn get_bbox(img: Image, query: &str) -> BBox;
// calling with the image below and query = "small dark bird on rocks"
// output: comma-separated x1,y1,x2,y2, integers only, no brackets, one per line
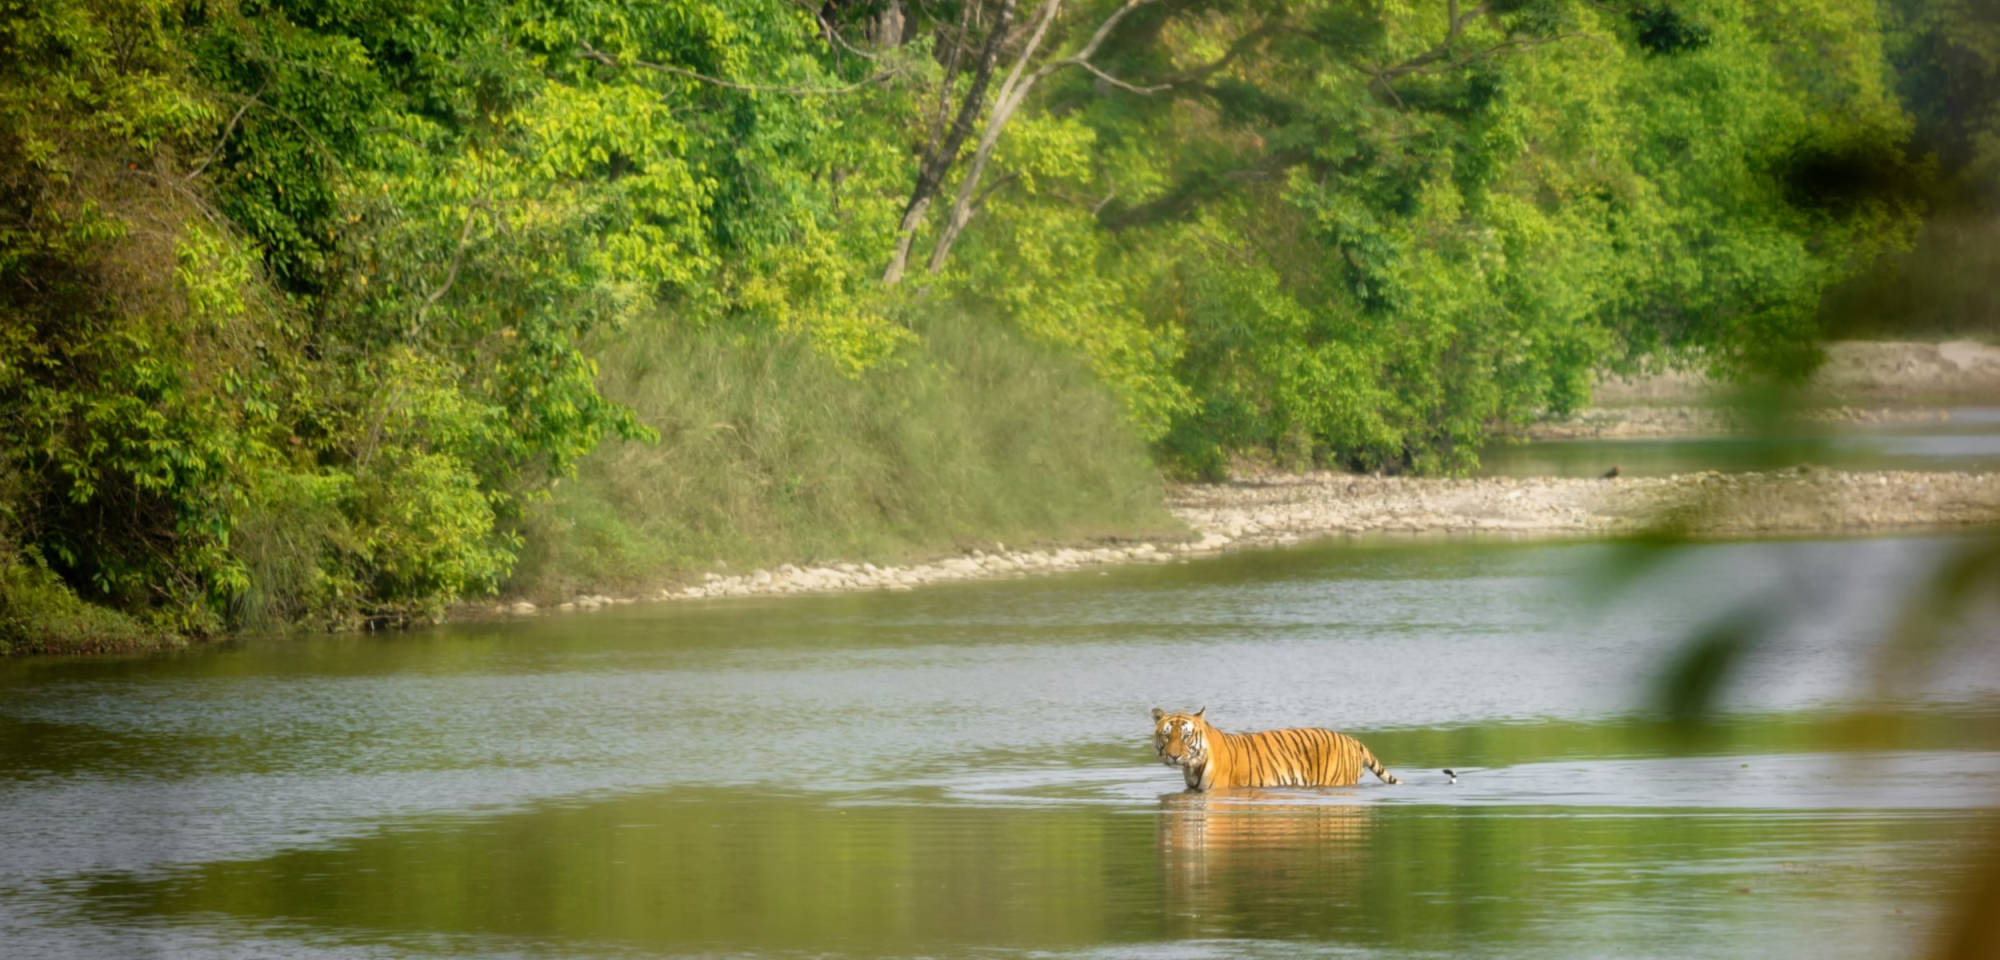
1443,769,1458,784
1601,465,1622,479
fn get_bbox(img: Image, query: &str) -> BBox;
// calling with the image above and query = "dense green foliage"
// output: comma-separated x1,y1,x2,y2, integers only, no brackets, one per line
0,0,1973,645
0,556,156,655
945,0,1921,475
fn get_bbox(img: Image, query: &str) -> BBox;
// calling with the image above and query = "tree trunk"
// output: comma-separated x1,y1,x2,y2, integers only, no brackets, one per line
883,0,1017,285
925,0,1150,275
868,0,906,50
926,0,1064,274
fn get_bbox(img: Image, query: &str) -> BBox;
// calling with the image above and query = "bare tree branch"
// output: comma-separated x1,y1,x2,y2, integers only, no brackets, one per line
1076,59,1168,94
207,91,346,175
1372,1,1492,82
971,170,1020,212
1161,18,1282,88
923,0,978,163
1047,0,1153,69
1090,180,1116,216
183,92,260,182
1361,65,1407,108
996,0,1068,118
414,200,489,337
1098,147,1310,231
821,16,890,61
1380,32,1576,84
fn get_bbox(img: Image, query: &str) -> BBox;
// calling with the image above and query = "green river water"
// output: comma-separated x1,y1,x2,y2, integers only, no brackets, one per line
1478,406,2000,477
4,534,1999,959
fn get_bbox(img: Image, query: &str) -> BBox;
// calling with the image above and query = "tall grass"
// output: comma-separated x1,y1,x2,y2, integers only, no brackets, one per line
506,312,1180,600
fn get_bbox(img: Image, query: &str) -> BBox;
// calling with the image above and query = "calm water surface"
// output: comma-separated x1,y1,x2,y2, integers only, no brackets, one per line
1479,406,2000,477
4,535,1999,959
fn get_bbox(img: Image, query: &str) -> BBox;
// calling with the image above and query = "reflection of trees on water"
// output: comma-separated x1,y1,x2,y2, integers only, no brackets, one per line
1155,790,1376,939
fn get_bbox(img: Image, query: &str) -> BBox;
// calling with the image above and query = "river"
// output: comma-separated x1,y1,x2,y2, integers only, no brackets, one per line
4,534,1999,958
1479,406,2000,477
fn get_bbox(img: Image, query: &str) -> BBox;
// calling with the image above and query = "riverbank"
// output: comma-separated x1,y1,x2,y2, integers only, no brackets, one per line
16,465,1998,642
1529,340,2000,439
499,468,2000,614
1166,468,2000,546
23,337,2000,647
1525,404,1955,440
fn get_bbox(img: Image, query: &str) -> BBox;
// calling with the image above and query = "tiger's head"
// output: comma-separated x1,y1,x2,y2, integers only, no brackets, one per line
1152,707,1210,771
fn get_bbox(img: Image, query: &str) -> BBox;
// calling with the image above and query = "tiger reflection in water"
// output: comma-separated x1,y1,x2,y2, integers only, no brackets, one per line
1156,789,1377,932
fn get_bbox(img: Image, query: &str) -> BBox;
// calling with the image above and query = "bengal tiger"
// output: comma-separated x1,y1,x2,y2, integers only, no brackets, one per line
1152,707,1401,791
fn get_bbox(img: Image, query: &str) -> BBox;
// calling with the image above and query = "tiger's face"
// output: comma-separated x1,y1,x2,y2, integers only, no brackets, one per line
1153,707,1209,770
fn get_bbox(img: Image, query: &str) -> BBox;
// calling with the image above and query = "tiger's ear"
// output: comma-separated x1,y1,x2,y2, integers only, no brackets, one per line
1194,706,1205,719
1151,707,1165,722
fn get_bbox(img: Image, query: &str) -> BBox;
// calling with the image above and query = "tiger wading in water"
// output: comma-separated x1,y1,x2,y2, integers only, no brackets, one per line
1152,707,1401,791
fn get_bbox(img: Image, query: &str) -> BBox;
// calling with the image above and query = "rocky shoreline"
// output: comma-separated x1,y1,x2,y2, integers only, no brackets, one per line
1165,468,2000,544
496,467,2000,616
502,540,1191,614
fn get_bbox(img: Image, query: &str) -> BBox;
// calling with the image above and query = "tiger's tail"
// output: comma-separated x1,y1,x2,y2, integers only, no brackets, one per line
1360,743,1401,785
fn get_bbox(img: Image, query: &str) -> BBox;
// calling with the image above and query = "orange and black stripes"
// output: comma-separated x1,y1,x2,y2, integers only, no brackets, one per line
1152,708,1401,791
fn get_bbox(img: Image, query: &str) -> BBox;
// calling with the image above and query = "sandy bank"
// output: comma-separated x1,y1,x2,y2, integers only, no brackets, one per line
1532,340,2000,439
501,468,2000,615
1167,469,2000,546
1595,340,2000,406
1526,404,1956,440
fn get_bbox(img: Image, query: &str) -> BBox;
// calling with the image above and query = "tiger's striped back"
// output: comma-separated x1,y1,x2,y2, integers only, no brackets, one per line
1215,727,1400,788
1153,708,1400,791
